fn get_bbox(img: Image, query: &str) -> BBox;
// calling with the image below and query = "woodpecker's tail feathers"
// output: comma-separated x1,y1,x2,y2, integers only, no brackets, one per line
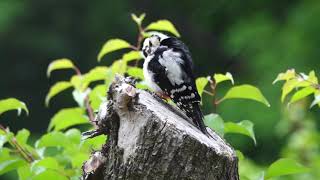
186,103,212,137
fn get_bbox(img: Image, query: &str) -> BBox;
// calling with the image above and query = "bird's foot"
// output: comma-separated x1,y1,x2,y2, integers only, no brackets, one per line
151,92,170,102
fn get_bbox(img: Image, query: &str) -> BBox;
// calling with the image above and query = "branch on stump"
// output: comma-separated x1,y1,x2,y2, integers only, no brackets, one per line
82,75,239,180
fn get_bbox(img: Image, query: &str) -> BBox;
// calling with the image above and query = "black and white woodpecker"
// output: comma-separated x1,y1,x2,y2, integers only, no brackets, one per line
142,32,210,136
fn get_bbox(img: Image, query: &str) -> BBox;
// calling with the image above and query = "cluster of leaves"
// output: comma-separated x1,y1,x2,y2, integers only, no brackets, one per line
196,73,310,180
273,69,320,108
0,14,312,180
0,98,105,179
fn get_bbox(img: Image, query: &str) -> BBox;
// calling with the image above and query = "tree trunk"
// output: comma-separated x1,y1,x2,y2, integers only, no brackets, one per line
82,76,239,180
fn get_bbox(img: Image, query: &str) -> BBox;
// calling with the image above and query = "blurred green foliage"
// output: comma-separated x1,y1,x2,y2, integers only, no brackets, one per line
0,0,319,179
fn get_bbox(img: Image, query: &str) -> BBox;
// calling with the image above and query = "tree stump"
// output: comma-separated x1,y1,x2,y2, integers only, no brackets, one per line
82,76,239,180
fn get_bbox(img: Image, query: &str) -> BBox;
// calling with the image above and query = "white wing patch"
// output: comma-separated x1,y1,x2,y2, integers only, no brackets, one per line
159,49,185,86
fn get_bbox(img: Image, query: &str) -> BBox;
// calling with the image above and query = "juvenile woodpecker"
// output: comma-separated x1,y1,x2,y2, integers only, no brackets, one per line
142,32,209,136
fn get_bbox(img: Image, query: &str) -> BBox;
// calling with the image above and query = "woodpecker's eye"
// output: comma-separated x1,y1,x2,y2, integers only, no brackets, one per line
149,41,152,46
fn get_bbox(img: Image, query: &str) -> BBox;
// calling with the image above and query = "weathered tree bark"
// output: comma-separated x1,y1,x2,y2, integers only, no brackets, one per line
82,76,239,180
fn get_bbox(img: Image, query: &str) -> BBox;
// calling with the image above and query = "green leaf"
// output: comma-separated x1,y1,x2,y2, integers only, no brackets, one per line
281,79,300,102
97,39,131,61
72,89,90,107
127,67,144,79
47,58,75,77
224,120,256,145
0,158,27,175
265,158,310,179
273,69,296,84
307,70,318,84
204,113,224,136
16,129,30,145
122,51,142,63
236,150,244,161
111,60,127,75
0,98,29,116
289,87,315,105
48,107,89,131
82,66,108,86
81,135,107,151
145,20,181,37
214,72,234,85
89,85,107,111
32,169,68,180
33,157,59,170
196,77,209,97
37,131,67,148
45,81,73,106
221,85,270,107
310,94,320,108
131,13,145,26
64,128,81,145
0,133,7,148
70,152,88,168
18,165,32,180
70,75,86,91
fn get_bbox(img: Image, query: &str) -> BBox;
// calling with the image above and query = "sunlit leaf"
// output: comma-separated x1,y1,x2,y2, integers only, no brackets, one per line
72,89,90,107
36,131,67,148
265,158,310,179
0,134,7,148
122,51,142,63
47,58,75,77
64,128,81,145
307,70,318,84
127,67,144,79
70,75,86,91
145,20,181,37
221,85,270,107
45,81,73,106
32,169,68,180
71,152,88,168
82,66,108,86
111,60,127,75
310,94,320,108
289,87,315,105
204,113,224,136
131,13,145,26
214,72,234,85
97,39,131,61
89,85,107,111
81,135,107,151
281,79,300,102
18,165,32,180
196,77,209,97
236,150,244,161
0,98,29,116
48,107,89,131
16,129,30,145
32,157,60,172
224,120,256,145
0,158,27,175
273,69,296,84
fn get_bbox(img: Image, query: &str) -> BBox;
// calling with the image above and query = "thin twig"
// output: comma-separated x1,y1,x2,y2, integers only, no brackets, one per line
208,76,218,112
85,96,95,125
73,65,95,123
134,26,145,67
203,90,214,96
0,124,34,163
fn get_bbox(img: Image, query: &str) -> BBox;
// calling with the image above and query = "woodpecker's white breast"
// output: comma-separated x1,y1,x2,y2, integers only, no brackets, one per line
143,55,163,93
